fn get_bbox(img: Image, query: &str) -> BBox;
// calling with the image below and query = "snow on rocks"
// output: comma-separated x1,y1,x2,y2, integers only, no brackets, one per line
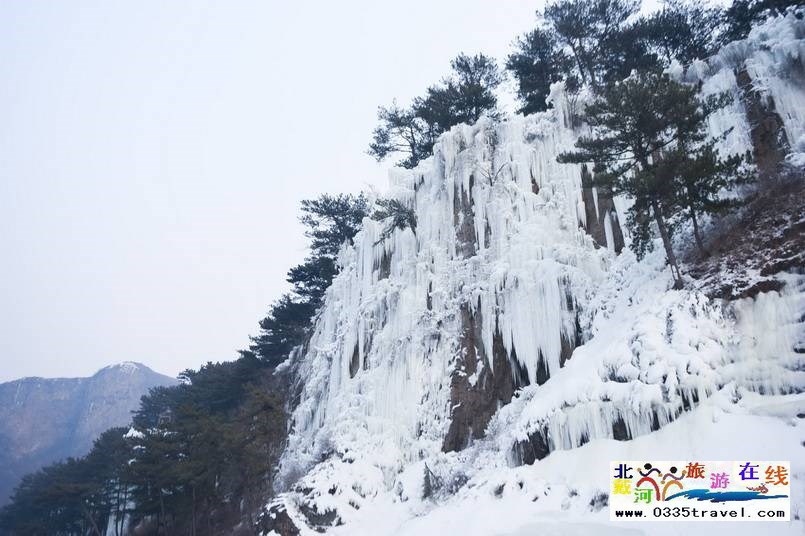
270,13,805,535
278,88,609,492
677,10,805,170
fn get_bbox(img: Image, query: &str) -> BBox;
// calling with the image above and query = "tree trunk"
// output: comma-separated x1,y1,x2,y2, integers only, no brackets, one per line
159,491,166,536
568,42,588,86
192,486,197,536
207,497,213,535
114,483,121,536
689,206,708,257
81,505,103,536
685,189,709,257
651,200,684,289
118,484,128,536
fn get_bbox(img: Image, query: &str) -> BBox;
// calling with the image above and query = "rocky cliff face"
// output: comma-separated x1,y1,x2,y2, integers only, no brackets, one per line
0,362,175,505
266,13,805,535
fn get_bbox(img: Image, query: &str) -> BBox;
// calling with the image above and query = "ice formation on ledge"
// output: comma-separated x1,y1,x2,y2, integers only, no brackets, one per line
675,10,805,168
272,12,805,535
280,85,607,483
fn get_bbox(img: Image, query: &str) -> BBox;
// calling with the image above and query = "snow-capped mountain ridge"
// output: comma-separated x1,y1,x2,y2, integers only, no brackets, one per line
0,362,175,506
11,361,153,382
272,13,805,535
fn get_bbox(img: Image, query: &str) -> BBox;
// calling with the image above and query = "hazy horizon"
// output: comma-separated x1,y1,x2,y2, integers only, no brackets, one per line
0,0,547,382
0,360,174,382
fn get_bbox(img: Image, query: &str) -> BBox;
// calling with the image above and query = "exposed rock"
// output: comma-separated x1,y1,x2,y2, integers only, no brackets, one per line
511,407,669,466
510,428,550,466
453,176,478,259
580,166,624,253
349,344,360,379
611,416,630,441
375,250,392,281
735,67,790,181
258,503,301,536
442,301,526,452
687,171,804,300
296,502,342,533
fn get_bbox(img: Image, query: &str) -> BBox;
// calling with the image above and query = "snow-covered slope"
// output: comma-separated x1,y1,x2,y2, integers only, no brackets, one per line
269,13,805,536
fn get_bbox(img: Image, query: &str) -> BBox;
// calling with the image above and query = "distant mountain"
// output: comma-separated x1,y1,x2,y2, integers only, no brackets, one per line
0,362,176,505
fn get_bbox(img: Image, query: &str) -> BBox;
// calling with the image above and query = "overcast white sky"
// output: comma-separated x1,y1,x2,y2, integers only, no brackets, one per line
0,0,559,381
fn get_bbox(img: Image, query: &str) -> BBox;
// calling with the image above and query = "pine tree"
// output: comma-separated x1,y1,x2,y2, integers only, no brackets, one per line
369,53,502,168
224,386,285,530
287,255,338,308
0,457,107,536
506,27,574,114
668,141,750,255
2,358,285,535
249,295,316,365
558,72,720,288
177,355,267,414
639,0,724,67
372,198,417,243
438,53,503,125
172,404,228,536
299,193,369,257
720,0,801,45
544,0,639,89
84,427,134,536
127,422,180,532
249,193,369,365
598,19,658,83
663,90,751,255
368,104,438,169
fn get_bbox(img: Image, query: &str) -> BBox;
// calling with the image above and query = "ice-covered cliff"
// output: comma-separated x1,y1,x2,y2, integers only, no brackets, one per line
267,13,805,536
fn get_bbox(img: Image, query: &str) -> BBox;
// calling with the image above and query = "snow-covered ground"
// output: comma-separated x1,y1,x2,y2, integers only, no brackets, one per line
268,13,805,536
346,391,804,536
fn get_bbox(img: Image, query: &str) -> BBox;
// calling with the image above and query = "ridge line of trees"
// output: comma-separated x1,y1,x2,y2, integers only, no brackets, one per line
368,53,502,169
369,0,799,287
0,193,371,536
371,1,799,168
558,74,752,288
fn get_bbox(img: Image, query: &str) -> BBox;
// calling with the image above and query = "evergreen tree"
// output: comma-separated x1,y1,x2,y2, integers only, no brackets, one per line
0,427,142,536
287,255,338,308
132,385,179,428
249,294,317,366
506,27,574,114
667,140,750,255
177,355,267,414
3,304,292,535
372,198,417,243
299,193,369,257
639,0,724,67
368,104,439,169
172,404,228,536
0,457,107,536
597,19,658,84
437,53,503,125
369,53,502,168
658,89,750,256
544,0,639,89
224,387,285,530
122,359,286,535
127,421,182,532
250,193,368,365
558,72,733,288
83,428,133,536
720,0,801,44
